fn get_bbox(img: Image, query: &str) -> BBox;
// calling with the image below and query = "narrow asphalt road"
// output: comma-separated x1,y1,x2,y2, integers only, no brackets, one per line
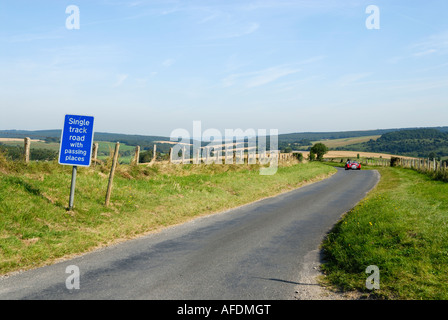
0,167,379,300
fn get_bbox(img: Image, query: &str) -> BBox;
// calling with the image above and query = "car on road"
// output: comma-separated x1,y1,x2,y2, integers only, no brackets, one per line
345,161,361,170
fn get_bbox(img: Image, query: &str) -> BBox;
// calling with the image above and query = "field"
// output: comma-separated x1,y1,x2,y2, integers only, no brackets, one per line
301,150,417,160
321,165,448,299
0,138,44,143
0,155,335,276
0,138,59,152
95,141,138,164
312,135,381,149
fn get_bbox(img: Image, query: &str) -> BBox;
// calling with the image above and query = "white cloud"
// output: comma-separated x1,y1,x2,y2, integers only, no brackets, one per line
162,59,175,67
211,22,260,40
113,74,128,87
246,66,300,88
412,31,448,56
336,73,373,87
230,22,260,38
223,65,301,88
413,49,437,57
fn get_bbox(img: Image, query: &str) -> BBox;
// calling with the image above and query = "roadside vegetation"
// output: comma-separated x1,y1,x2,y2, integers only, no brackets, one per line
320,163,448,299
0,152,336,276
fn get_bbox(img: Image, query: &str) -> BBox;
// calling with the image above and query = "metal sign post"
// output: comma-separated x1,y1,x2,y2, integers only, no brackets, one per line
69,166,77,210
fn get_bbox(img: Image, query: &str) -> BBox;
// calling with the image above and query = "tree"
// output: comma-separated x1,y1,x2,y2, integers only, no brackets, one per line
428,152,436,161
295,153,304,162
308,152,316,161
310,143,328,161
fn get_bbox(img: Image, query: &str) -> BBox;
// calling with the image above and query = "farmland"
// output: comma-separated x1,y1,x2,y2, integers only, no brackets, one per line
311,135,381,149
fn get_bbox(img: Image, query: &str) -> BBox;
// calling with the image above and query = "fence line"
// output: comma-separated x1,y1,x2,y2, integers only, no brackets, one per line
12,138,445,172
354,156,447,176
168,146,296,165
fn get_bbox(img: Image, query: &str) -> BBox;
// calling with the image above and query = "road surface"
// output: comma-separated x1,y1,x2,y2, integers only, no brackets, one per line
0,167,379,300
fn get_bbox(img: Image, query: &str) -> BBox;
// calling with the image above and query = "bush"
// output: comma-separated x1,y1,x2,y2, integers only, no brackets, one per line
295,153,304,162
0,145,57,161
308,151,316,161
139,150,153,163
390,157,401,167
0,150,9,170
310,143,328,161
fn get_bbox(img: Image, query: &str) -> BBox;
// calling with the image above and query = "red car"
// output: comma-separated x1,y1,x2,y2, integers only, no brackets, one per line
345,161,361,170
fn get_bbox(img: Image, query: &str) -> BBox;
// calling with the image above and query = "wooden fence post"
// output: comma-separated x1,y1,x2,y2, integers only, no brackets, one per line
92,143,99,166
24,137,31,163
134,146,140,165
152,144,157,163
105,142,120,207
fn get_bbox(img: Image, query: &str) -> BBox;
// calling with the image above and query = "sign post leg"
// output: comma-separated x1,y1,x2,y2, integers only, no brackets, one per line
69,166,78,210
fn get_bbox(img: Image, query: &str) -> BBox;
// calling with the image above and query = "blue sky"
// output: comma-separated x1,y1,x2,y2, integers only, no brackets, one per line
0,0,447,136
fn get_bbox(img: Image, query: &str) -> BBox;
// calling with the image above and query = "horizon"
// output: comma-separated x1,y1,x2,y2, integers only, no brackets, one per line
1,1,447,136
1,124,448,140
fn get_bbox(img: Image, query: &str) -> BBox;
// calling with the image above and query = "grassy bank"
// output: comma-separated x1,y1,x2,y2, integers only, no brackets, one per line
321,166,448,299
0,155,335,276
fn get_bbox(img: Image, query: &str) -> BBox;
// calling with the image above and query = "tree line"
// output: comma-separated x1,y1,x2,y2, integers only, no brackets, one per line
335,129,448,159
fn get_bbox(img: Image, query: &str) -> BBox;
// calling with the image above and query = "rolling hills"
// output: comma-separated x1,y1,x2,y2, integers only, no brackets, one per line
335,128,448,159
2,126,448,160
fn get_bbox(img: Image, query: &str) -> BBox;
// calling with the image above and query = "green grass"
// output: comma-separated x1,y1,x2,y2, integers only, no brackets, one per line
321,165,448,299
0,155,335,276
95,141,137,164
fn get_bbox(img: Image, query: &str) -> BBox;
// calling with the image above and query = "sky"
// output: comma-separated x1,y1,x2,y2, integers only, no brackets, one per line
0,0,447,137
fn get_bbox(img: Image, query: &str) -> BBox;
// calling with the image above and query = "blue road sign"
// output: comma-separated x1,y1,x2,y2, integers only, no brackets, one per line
59,114,95,167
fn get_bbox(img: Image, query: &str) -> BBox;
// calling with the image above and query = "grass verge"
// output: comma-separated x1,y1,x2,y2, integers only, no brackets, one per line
320,165,448,299
0,155,336,276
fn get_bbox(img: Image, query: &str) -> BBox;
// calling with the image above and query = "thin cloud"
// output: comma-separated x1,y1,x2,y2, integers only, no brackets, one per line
113,74,128,87
162,59,175,67
413,49,437,57
412,31,448,56
5,32,64,43
228,22,260,38
212,22,260,40
223,65,301,88
246,66,300,88
336,73,373,87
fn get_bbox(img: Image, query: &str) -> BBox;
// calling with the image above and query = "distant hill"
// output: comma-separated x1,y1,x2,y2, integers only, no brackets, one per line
278,129,397,143
335,128,448,159
0,130,173,152
276,126,448,152
2,126,448,156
